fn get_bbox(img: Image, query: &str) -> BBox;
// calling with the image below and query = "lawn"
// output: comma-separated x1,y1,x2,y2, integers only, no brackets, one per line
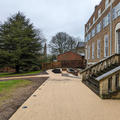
0,70,42,77
0,79,32,106
0,77,48,120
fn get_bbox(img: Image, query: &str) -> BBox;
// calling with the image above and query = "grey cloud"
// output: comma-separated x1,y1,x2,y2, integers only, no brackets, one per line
0,0,101,41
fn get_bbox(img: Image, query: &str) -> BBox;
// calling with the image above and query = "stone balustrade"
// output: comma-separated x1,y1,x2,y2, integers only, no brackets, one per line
81,54,120,81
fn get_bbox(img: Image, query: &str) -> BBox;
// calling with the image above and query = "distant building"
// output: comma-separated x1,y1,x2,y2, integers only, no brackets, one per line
72,42,85,56
57,51,86,68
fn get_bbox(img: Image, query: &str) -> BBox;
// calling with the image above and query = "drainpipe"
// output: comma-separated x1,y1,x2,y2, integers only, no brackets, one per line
110,1,113,56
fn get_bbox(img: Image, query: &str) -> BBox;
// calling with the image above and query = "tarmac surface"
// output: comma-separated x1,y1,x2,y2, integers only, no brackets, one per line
9,70,120,120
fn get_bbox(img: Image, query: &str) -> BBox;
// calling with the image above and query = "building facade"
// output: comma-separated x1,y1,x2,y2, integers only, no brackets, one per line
72,42,85,56
57,51,86,68
85,0,120,65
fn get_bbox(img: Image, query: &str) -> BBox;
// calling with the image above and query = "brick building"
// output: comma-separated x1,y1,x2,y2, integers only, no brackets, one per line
81,0,120,99
57,51,86,68
85,0,120,65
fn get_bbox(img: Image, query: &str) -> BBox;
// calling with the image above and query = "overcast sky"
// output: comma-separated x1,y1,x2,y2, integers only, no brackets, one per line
0,0,100,41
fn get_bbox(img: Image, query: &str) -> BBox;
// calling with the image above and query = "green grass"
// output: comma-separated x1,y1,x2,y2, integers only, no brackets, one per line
0,70,42,77
0,79,32,106
0,79,31,92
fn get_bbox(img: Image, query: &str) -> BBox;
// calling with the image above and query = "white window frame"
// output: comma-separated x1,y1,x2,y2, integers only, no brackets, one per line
88,45,90,60
96,22,101,33
117,3,120,15
87,33,89,41
103,17,105,27
117,10,120,16
112,3,120,20
105,0,109,9
92,28,95,37
88,32,91,40
97,40,101,58
112,7,116,19
104,34,109,57
89,23,91,28
98,9,101,18
116,3,120,17
92,42,95,59
93,17,95,24
103,13,110,28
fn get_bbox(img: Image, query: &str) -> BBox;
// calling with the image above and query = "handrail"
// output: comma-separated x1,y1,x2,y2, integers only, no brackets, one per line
81,54,120,74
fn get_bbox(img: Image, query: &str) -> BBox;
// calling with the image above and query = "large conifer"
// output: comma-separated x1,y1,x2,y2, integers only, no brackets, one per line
0,12,43,73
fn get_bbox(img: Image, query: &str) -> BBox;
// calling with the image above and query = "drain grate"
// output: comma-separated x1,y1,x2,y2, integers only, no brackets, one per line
22,106,28,109
33,95,37,97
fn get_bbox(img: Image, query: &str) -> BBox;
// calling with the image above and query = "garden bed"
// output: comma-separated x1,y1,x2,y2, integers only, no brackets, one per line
0,77,48,120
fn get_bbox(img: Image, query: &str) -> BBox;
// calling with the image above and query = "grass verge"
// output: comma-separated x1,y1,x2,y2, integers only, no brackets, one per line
0,70,42,77
0,79,32,106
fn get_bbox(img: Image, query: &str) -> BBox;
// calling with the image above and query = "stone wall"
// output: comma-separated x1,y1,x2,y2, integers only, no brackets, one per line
99,70,120,98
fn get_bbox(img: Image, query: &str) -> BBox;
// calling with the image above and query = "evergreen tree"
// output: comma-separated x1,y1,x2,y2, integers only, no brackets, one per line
0,12,43,73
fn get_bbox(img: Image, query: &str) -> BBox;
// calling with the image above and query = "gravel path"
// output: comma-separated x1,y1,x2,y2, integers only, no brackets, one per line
9,70,120,120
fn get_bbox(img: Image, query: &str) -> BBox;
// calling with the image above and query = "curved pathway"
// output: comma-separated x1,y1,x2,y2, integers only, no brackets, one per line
9,70,120,120
0,74,49,81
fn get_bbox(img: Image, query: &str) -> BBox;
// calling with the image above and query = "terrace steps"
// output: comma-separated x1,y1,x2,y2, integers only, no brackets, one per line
81,54,120,97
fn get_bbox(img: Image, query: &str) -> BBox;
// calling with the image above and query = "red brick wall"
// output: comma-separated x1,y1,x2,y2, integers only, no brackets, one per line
57,51,84,61
57,51,86,69
42,52,86,70
42,62,61,70
0,67,15,73
61,60,86,69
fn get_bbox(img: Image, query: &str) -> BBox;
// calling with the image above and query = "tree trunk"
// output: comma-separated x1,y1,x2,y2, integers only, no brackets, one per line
15,65,20,73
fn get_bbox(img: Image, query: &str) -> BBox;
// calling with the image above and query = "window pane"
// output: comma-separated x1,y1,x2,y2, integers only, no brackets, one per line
97,40,101,58
88,46,90,59
104,35,109,57
92,43,94,59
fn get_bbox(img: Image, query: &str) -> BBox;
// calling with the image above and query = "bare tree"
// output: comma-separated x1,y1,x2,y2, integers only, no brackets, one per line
49,32,78,55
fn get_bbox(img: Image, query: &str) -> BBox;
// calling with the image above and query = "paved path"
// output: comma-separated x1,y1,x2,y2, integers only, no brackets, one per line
10,70,120,120
0,74,49,81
